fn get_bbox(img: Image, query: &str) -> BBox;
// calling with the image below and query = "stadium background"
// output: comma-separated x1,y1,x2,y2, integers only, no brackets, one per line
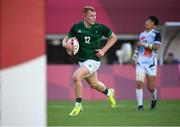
0,0,180,126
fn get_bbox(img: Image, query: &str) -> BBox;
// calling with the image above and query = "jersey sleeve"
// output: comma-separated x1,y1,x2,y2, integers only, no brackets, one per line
139,33,142,41
101,24,112,38
154,32,161,45
67,24,77,38
139,32,145,42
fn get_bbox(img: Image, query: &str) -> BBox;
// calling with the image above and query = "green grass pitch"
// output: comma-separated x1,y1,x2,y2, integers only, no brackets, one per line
48,100,180,126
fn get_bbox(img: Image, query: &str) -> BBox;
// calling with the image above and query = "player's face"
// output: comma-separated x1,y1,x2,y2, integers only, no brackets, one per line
145,19,155,30
84,10,96,26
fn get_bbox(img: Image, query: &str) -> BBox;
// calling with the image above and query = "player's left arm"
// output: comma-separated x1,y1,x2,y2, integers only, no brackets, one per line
96,32,117,57
153,43,160,50
153,32,161,50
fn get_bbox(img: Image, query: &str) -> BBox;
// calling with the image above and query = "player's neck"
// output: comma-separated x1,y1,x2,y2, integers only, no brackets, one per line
84,21,92,28
145,28,154,32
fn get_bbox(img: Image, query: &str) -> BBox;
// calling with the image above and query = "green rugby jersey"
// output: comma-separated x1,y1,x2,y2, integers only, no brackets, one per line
67,21,112,62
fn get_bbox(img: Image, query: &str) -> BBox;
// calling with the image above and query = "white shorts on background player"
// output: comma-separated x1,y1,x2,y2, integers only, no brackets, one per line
136,56,157,83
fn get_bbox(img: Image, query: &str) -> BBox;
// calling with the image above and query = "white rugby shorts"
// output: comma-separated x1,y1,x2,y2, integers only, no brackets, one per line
136,58,157,83
79,59,100,75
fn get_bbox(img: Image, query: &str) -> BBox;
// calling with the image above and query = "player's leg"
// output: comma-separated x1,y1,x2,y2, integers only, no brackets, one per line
136,64,145,111
147,75,157,109
69,66,89,116
73,66,89,98
146,63,157,110
85,72,106,92
85,72,116,108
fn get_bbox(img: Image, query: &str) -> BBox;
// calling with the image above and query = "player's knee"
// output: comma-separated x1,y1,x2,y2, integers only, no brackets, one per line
91,84,97,89
73,75,81,83
136,72,145,84
147,86,155,93
136,81,143,89
147,82,155,92
148,88,155,93
90,83,98,89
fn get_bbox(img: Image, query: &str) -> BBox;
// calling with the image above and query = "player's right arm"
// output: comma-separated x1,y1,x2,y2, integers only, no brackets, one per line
62,24,77,52
131,45,139,67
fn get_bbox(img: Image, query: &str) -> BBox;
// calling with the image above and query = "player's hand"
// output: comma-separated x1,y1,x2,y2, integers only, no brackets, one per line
136,42,144,47
95,49,105,57
131,58,137,68
65,43,75,52
153,44,160,50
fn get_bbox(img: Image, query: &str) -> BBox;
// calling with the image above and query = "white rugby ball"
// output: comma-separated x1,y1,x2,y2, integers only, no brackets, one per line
66,37,79,55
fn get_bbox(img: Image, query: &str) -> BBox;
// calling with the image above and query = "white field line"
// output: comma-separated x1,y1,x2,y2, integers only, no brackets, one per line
49,104,126,108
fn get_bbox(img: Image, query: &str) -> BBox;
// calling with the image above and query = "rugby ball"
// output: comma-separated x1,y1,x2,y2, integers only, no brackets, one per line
66,37,79,55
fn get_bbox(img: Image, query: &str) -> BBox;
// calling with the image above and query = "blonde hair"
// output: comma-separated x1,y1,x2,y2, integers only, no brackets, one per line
83,6,96,13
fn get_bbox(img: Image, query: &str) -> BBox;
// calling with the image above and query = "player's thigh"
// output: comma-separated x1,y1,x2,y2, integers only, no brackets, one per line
145,62,157,90
73,66,90,80
146,75,156,92
136,64,146,83
146,75,156,84
147,75,156,86
85,72,99,87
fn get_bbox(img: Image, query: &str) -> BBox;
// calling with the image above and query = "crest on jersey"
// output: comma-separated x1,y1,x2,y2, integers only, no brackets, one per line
77,29,82,33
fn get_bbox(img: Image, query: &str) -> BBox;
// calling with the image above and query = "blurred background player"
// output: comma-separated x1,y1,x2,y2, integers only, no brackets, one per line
132,16,161,111
62,6,117,116
164,52,179,64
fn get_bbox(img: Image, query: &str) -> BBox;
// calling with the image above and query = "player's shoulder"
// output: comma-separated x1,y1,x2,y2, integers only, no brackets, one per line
151,29,161,38
152,29,160,34
94,22,108,28
71,21,84,28
139,30,146,36
96,22,104,25
152,29,161,35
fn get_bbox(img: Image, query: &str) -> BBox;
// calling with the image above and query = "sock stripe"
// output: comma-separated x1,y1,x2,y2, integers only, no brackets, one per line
76,97,82,102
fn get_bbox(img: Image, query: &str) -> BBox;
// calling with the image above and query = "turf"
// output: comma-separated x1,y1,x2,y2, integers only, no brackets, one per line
48,100,180,126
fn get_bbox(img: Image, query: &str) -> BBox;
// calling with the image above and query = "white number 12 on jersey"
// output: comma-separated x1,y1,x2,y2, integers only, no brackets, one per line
85,36,91,43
